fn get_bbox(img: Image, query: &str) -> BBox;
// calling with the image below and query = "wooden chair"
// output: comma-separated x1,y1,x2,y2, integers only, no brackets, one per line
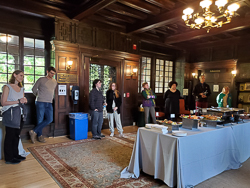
179,99,190,115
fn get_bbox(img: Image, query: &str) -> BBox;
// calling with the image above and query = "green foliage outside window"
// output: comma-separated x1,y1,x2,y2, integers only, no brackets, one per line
89,64,116,98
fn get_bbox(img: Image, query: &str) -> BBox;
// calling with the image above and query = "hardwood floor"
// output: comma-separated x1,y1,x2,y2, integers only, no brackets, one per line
0,126,139,188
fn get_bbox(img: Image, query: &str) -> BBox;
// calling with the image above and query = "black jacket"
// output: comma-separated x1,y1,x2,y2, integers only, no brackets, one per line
89,88,104,112
193,82,211,102
106,89,122,114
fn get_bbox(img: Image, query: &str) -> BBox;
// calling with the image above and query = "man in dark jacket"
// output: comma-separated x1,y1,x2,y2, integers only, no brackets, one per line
89,79,106,140
193,75,211,110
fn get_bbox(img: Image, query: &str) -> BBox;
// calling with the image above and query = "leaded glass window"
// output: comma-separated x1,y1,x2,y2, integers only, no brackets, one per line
24,38,45,92
139,57,151,92
155,59,173,93
89,64,116,98
0,33,20,90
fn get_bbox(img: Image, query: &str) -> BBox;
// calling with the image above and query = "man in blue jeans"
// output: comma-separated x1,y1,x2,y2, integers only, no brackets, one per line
29,66,57,143
89,79,106,140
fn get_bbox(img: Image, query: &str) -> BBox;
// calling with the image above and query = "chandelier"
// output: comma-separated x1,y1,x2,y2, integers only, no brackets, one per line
182,0,240,33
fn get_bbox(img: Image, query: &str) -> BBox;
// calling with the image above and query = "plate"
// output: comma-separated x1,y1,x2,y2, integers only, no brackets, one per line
172,131,187,137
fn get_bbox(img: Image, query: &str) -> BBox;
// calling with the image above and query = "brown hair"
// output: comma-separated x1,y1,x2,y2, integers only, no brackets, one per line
9,70,23,88
109,82,119,98
142,82,148,88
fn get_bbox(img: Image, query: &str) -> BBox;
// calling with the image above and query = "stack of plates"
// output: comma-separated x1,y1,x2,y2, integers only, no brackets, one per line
172,131,187,137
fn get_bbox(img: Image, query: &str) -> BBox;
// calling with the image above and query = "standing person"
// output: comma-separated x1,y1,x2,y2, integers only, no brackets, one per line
164,81,181,121
29,66,57,143
193,75,211,110
89,79,106,140
1,70,27,164
106,83,124,137
216,86,232,107
142,82,157,124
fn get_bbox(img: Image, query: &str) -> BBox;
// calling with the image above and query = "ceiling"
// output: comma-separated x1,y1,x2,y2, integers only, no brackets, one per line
1,0,250,50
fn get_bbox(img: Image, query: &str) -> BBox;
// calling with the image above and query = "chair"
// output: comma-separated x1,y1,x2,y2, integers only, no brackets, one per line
155,111,165,120
179,99,190,115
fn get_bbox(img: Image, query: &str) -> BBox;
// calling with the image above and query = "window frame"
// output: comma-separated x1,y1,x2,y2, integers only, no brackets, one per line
0,32,48,93
155,59,174,94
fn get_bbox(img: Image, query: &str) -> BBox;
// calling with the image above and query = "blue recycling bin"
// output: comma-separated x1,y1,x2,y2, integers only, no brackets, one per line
69,113,88,140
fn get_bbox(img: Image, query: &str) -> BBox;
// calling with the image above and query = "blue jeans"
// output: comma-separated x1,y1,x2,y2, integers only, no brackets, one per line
33,101,53,137
91,111,103,137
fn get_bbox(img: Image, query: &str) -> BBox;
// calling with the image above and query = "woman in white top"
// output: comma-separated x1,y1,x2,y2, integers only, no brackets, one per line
106,83,124,137
1,70,27,164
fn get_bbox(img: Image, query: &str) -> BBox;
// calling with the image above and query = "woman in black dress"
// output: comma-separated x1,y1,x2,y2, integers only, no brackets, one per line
164,81,181,121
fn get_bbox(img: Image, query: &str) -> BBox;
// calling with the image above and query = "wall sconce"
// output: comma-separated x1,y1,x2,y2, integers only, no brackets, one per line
192,73,197,78
231,70,237,77
0,34,12,43
131,68,138,76
66,61,73,71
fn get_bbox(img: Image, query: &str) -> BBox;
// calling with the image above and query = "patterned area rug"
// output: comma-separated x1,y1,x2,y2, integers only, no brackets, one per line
28,132,165,188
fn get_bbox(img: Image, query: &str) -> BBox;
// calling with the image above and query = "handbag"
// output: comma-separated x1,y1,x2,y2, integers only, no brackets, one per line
2,106,21,129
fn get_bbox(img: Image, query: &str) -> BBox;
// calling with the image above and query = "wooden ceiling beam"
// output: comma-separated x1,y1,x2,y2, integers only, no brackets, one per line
126,0,200,33
106,3,148,20
145,0,175,10
72,0,117,20
0,0,69,19
165,17,250,44
89,15,126,29
97,9,136,24
118,0,161,15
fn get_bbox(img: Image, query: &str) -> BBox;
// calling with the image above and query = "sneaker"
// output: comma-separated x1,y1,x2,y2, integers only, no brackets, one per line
92,136,101,140
15,155,26,161
29,130,37,144
5,159,21,164
38,135,46,143
110,133,114,137
119,133,124,138
99,134,105,137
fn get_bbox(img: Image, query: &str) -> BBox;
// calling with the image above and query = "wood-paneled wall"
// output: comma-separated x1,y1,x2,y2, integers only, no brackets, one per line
55,18,140,54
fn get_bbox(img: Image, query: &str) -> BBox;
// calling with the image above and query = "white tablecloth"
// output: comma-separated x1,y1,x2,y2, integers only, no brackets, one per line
121,126,242,188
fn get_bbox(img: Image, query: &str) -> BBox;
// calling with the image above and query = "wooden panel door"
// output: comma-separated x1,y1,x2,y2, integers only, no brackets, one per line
122,60,139,126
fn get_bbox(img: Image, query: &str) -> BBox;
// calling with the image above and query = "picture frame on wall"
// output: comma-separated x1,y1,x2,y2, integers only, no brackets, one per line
245,83,250,91
240,85,245,91
213,85,219,92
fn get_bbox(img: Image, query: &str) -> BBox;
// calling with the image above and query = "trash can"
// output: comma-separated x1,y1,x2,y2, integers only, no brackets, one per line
69,113,88,140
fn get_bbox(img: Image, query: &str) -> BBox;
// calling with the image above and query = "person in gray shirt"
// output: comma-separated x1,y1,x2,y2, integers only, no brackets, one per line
29,66,57,143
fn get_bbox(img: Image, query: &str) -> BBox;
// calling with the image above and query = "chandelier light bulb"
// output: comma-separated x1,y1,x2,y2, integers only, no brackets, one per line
182,15,188,21
215,0,228,8
195,17,205,24
211,16,217,22
228,3,240,12
183,8,194,15
200,0,212,9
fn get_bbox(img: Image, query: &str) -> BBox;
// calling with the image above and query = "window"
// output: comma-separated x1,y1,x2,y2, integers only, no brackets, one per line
139,57,151,92
89,64,116,98
0,33,46,92
24,38,45,92
155,59,173,93
0,34,20,90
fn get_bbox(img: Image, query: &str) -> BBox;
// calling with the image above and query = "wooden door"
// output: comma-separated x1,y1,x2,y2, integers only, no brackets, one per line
122,60,139,126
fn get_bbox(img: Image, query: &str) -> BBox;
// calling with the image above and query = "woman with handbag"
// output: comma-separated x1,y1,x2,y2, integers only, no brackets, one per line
106,83,124,137
1,70,27,164
142,82,157,124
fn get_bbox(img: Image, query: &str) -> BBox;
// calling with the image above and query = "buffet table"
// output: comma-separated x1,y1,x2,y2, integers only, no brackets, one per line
121,125,244,188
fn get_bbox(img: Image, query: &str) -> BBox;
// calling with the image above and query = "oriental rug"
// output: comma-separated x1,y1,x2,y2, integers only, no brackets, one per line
28,132,165,188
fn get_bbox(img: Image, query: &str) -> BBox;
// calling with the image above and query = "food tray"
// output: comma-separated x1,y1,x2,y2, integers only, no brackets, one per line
181,118,199,130
202,119,223,127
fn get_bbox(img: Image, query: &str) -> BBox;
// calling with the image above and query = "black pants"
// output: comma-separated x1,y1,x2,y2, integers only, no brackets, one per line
4,121,24,161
